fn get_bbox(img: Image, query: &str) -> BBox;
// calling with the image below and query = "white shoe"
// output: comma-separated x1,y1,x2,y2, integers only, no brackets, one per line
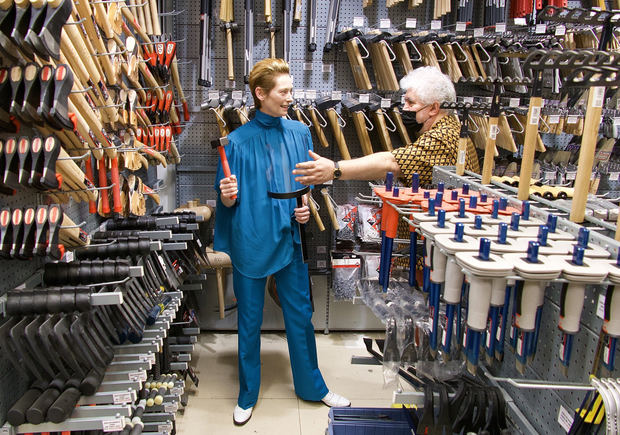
233,405,253,425
321,391,351,407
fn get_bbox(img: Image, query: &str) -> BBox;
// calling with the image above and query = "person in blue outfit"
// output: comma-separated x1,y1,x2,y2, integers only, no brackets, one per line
214,58,351,426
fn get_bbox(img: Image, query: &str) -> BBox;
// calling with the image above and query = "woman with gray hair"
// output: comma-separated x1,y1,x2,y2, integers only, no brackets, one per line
293,66,479,187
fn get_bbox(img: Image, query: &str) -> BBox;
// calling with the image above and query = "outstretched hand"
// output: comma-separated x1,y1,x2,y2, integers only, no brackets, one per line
293,150,335,185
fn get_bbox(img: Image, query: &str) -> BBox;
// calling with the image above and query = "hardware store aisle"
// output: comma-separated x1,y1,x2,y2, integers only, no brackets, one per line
176,332,415,434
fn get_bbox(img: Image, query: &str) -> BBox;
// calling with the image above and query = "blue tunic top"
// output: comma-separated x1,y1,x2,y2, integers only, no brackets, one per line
214,110,314,279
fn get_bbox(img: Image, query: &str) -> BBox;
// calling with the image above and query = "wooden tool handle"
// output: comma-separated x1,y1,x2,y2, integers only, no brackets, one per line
351,112,373,156
226,28,234,81
320,188,339,229
373,110,393,151
308,109,329,148
57,147,97,202
326,109,351,160
391,107,411,146
394,42,413,74
59,215,88,247
308,194,325,232
481,117,498,184
270,30,276,58
456,137,467,176
344,39,372,90
570,87,605,223
149,0,161,35
517,97,542,201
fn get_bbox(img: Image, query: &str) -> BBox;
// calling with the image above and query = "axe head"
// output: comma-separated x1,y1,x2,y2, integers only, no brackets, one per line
210,137,228,149
315,95,339,111
341,97,366,113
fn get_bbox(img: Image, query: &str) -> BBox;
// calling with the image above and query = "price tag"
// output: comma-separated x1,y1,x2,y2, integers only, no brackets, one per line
535,23,547,34
353,16,364,28
322,63,332,73
544,171,556,181
431,20,441,30
514,17,526,25
558,405,575,433
147,353,156,364
381,98,391,109
379,18,391,29
113,392,132,404
456,22,466,32
463,96,474,104
158,423,172,433
591,172,596,181
548,114,560,124
597,293,606,319
406,18,417,29
225,80,236,89
0,427,10,435
208,91,219,101
317,245,327,254
474,27,484,38
495,23,506,33
317,260,327,268
303,62,313,71
294,90,305,99
609,172,620,181
331,91,342,101
306,90,317,100
63,250,74,262
164,402,178,413
489,124,499,140
529,106,541,125
592,86,605,108
555,25,566,36
566,171,577,180
171,387,183,396
359,94,370,103
103,418,124,432
614,117,620,126
458,150,466,165
128,370,147,382
567,115,578,124
230,90,242,100
509,98,520,107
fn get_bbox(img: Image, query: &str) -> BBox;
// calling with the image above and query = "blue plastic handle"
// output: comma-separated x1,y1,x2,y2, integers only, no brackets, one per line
492,200,499,219
385,172,393,192
527,241,540,263
572,245,584,266
437,209,446,228
521,201,530,220
411,173,419,193
455,223,464,242
474,215,483,230
498,223,508,244
469,196,477,209
547,214,557,232
459,198,466,218
538,225,549,246
428,198,436,216
479,238,491,261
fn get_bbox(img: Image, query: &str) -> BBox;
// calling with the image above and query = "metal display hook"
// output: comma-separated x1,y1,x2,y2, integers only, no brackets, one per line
60,220,86,229
57,152,91,161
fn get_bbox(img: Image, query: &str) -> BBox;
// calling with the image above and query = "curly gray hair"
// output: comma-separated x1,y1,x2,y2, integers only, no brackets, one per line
399,66,456,106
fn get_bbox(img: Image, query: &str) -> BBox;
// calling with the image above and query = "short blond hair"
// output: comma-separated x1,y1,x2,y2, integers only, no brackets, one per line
249,58,290,109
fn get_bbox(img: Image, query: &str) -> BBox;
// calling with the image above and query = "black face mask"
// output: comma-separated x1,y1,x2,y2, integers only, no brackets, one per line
401,109,424,136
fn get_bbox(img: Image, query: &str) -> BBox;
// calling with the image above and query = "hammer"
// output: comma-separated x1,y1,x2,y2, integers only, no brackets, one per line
316,96,351,160
211,137,236,200
220,0,238,81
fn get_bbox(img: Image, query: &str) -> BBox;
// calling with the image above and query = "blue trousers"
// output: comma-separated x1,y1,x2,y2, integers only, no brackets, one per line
233,245,328,409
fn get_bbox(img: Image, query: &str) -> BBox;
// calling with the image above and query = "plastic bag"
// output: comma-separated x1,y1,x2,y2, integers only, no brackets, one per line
330,252,360,301
356,204,382,243
336,204,357,241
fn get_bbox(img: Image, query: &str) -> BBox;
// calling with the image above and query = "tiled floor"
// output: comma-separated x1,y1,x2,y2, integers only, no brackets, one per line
176,332,412,434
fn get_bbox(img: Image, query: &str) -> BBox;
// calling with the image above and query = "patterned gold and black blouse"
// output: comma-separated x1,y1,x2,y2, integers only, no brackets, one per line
391,114,479,187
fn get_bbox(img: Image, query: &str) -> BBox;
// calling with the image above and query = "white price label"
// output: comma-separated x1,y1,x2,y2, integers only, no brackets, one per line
567,115,578,124
381,98,391,109
548,114,560,124
485,328,492,348
474,27,484,37
431,20,441,30
605,344,611,364
294,90,305,99
592,87,605,108
147,353,156,364
306,90,317,100
609,172,620,181
591,172,596,181
208,91,219,100
317,245,327,254
406,18,417,29
456,22,466,32
359,94,370,103
529,106,541,125
379,18,391,29
103,418,124,432
113,392,132,404
458,150,466,165
614,117,620,126
231,90,243,100
555,25,566,36
544,171,556,181
331,91,342,101
463,96,474,104
597,293,606,319
353,16,364,27
63,250,74,262
566,171,577,180
303,62,313,71
0,427,9,435
317,260,327,268
225,80,236,89
441,327,447,347
158,423,172,433
509,98,520,107
171,387,183,396
496,320,503,341
164,403,175,413
489,124,499,140
128,370,147,382
558,405,575,433
322,63,333,73
514,17,526,25
536,24,547,34
496,23,506,33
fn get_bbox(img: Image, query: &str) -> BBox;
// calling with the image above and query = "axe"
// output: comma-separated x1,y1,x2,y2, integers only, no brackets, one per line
211,137,236,200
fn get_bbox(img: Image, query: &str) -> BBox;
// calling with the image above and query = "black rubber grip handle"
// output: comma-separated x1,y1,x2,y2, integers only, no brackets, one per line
7,388,40,425
47,387,80,423
26,387,60,424
80,366,104,396
130,422,144,435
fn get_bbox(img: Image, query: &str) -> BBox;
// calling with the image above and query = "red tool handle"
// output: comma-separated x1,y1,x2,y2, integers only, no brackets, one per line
84,156,97,214
154,127,160,150
218,146,236,200
110,157,122,213
182,101,190,122
98,158,110,215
